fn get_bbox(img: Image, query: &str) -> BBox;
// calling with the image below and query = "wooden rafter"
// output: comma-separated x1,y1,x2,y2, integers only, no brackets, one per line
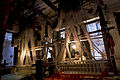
41,0,58,11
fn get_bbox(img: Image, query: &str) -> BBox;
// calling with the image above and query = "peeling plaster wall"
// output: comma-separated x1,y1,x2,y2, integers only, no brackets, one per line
103,0,120,71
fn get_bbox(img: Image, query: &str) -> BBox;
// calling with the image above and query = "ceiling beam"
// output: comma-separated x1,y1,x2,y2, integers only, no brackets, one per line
52,0,58,4
36,9,53,26
41,0,58,11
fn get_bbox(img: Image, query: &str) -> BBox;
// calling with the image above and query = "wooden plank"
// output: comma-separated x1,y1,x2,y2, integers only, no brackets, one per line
41,0,57,11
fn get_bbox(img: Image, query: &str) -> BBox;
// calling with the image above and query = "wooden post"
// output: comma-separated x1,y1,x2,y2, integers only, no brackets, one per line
0,28,6,64
48,58,55,76
36,60,44,80
14,47,18,65
97,4,118,75
0,28,6,80
97,5,110,61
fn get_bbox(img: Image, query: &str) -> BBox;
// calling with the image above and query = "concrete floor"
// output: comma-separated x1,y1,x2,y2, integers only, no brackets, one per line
1,72,32,80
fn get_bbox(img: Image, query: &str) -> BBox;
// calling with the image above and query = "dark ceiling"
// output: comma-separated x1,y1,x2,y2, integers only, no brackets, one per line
0,0,102,32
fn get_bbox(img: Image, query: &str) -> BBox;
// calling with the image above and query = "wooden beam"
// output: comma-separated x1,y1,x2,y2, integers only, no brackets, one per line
41,0,57,11
89,26,115,34
59,26,115,34
52,0,58,4
33,8,53,26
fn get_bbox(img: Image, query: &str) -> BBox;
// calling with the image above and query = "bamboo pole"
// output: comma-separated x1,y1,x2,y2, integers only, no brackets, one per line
79,23,95,57
17,28,36,65
69,26,84,61
24,29,32,65
65,30,72,61
57,44,66,62
29,29,36,63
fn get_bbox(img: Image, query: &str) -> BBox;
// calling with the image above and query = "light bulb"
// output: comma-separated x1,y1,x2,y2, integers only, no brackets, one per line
72,45,76,49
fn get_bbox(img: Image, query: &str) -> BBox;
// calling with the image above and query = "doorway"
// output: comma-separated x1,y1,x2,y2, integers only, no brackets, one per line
2,32,14,66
